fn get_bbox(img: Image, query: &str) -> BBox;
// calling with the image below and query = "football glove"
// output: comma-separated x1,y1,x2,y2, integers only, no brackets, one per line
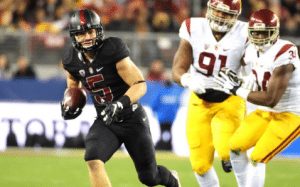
100,95,131,125
100,101,123,125
241,74,259,91
180,73,206,94
213,68,250,99
61,101,82,120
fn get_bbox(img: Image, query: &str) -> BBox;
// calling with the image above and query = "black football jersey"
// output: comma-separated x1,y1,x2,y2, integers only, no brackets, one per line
62,37,130,109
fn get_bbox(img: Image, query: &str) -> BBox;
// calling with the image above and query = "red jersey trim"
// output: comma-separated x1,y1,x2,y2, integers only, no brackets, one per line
185,18,191,36
274,44,294,61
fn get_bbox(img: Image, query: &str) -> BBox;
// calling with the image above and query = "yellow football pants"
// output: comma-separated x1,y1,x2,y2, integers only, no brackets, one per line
230,110,300,163
186,92,245,175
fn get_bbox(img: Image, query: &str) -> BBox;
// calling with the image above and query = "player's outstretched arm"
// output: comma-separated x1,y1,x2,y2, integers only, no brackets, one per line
99,57,146,125
214,64,294,107
247,64,294,107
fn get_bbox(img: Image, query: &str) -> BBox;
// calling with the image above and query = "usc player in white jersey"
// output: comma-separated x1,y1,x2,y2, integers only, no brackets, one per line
172,0,248,186
214,9,300,187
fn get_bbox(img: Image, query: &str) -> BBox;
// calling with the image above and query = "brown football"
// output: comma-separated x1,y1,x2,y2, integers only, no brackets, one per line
63,87,87,111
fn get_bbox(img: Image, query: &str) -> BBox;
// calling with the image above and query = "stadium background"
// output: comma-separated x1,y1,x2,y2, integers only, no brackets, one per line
0,0,299,186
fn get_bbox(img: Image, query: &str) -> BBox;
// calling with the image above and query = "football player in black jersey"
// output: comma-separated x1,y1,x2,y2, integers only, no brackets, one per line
60,9,180,187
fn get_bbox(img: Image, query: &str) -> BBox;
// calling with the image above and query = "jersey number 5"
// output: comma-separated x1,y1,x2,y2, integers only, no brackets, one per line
86,74,113,103
198,52,227,75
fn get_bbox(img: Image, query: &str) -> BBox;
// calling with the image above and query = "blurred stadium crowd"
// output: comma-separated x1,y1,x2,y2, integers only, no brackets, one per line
0,0,299,80
0,0,299,34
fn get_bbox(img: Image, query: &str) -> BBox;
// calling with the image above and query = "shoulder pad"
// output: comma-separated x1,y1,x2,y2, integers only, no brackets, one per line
62,45,75,65
106,37,127,51
101,37,129,58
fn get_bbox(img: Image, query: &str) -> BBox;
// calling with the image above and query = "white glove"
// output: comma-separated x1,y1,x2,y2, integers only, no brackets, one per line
213,70,250,99
180,73,206,94
213,71,240,94
241,74,258,91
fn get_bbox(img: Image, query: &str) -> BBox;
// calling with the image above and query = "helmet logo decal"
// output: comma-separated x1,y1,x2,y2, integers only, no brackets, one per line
79,10,87,25
271,16,278,25
253,23,266,28
216,3,230,11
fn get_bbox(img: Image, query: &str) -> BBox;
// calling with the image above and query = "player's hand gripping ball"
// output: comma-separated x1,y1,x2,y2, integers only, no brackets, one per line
61,88,87,120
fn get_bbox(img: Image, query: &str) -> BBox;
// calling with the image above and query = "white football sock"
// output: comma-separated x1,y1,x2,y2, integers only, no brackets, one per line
194,167,220,187
230,151,249,187
246,162,265,187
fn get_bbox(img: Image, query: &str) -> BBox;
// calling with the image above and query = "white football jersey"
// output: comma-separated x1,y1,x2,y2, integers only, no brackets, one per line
179,17,248,89
244,39,300,115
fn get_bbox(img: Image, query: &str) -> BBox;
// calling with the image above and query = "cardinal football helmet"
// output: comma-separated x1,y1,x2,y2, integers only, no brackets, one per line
69,9,104,52
206,0,241,32
248,9,279,51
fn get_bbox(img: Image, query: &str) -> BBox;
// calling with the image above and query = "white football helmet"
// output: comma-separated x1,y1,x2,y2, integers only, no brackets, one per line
206,0,242,32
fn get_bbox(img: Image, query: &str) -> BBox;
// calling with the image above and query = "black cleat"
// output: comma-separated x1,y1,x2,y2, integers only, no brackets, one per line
171,170,181,187
221,160,232,173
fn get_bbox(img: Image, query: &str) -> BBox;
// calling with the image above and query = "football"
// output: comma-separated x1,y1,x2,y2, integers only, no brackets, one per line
63,87,87,111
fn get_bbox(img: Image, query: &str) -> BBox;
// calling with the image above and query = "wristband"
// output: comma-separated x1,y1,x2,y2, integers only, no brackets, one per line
118,95,131,108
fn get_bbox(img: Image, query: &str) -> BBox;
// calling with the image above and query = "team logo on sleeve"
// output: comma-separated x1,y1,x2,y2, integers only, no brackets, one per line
79,69,85,77
204,44,209,50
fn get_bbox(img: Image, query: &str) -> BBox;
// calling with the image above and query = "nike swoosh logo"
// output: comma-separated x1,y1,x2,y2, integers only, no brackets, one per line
96,67,103,72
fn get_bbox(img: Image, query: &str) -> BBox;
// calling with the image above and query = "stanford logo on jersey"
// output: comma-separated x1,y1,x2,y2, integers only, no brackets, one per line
89,67,94,74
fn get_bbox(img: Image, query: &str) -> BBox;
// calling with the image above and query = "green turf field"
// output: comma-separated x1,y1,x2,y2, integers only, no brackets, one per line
0,148,299,187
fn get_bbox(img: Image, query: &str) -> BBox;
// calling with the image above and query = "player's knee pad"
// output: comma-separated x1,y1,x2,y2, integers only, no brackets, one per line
137,170,157,186
191,159,212,175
